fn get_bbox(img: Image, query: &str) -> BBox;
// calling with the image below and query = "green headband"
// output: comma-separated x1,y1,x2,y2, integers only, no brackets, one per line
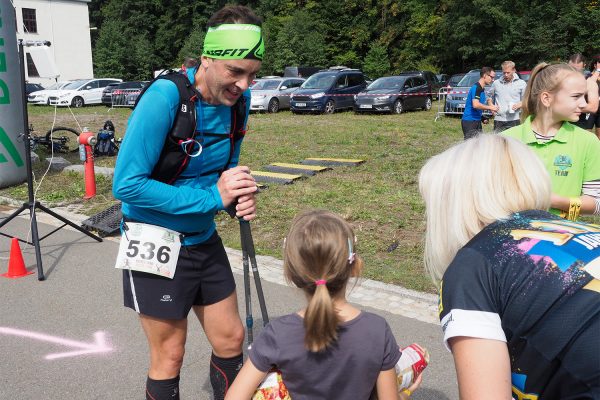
202,24,264,60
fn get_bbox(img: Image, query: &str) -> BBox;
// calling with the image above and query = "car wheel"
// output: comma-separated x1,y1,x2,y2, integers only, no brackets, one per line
72,96,84,108
423,97,432,111
393,99,403,114
268,98,280,113
324,99,335,114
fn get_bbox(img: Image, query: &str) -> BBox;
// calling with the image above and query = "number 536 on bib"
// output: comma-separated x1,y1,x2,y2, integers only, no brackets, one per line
115,222,182,279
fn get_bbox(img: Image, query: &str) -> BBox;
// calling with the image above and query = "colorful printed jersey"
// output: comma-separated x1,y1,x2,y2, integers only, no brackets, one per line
439,210,600,399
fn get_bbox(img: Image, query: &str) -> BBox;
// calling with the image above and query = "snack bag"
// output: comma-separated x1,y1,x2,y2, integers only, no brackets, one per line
396,343,429,390
252,370,291,400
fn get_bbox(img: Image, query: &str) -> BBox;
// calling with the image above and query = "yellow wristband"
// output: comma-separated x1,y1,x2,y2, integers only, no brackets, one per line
567,197,581,221
402,388,412,397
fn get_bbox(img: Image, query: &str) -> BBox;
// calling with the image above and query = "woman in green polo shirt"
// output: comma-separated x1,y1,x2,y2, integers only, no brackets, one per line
504,62,600,220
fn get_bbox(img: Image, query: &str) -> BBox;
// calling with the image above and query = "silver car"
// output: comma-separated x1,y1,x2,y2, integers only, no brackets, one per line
250,77,305,113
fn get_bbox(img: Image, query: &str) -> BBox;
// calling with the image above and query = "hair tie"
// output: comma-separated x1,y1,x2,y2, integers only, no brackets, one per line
315,279,327,286
347,238,356,264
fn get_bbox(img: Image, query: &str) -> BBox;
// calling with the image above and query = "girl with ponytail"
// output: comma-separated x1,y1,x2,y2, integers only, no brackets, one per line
504,62,600,221
226,210,422,399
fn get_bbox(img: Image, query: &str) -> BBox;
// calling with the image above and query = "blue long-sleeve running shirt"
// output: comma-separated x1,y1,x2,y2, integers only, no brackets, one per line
113,68,251,245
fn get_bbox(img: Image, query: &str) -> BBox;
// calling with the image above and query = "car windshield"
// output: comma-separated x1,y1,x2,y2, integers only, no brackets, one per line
457,74,480,87
251,80,280,90
449,75,464,85
367,77,405,90
63,79,89,90
302,74,336,89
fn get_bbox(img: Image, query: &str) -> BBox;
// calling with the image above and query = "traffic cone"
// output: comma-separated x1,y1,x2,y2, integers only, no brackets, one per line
2,238,33,278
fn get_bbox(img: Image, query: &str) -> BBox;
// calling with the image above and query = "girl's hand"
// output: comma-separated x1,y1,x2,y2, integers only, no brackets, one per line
224,358,268,400
400,374,423,399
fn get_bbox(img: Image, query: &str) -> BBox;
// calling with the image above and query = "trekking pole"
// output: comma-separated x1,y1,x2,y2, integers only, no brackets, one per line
239,220,254,346
226,205,269,347
239,219,269,326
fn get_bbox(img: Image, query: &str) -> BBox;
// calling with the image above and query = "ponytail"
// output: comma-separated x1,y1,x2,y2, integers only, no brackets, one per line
303,283,340,352
283,210,360,352
521,62,580,122
521,63,548,122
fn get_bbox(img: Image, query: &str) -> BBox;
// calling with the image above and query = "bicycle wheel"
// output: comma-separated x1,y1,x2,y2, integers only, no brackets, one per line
44,126,80,153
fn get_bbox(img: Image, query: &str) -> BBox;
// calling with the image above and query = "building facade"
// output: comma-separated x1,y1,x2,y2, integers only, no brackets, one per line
14,0,93,86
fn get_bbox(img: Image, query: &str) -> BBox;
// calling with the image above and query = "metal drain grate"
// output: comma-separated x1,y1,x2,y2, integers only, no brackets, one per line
81,203,122,237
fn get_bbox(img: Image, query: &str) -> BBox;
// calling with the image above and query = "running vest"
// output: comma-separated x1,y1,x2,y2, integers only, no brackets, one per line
134,70,247,184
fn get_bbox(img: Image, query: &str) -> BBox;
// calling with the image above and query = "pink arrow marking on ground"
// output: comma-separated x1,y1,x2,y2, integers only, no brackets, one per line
0,327,113,360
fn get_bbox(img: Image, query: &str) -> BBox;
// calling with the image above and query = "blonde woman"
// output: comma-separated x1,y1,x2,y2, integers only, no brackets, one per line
504,63,600,220
419,134,600,399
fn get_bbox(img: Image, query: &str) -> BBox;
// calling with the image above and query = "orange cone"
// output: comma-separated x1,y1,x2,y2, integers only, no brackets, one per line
2,238,33,278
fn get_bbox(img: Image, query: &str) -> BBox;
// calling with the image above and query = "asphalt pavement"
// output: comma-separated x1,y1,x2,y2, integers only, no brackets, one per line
0,207,458,399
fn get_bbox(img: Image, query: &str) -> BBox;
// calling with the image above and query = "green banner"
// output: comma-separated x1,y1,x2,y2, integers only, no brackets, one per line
0,0,27,188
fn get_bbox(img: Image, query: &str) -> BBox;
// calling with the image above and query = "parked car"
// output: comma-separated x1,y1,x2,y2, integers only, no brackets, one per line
101,83,121,106
109,81,148,107
124,82,150,107
49,78,122,107
436,74,449,86
446,73,466,87
399,70,443,100
25,82,44,96
290,68,367,114
444,69,499,115
27,81,71,105
354,75,432,114
250,77,305,113
518,70,531,83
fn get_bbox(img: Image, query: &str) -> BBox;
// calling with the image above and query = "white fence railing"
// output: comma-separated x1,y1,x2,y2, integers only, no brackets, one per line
110,89,142,108
434,87,469,121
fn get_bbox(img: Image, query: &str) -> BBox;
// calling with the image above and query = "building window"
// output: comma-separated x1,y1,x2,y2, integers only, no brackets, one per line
26,53,40,77
22,8,37,33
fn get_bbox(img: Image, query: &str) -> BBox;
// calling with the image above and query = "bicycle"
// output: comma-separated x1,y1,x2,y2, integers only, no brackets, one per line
28,124,80,153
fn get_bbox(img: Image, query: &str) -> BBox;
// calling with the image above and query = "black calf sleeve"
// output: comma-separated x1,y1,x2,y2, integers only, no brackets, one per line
210,352,243,400
146,375,180,400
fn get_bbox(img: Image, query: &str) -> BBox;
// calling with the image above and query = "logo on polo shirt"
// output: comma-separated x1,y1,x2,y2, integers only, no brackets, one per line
160,295,173,302
553,154,572,177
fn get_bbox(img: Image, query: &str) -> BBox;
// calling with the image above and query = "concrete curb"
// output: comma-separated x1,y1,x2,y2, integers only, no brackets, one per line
0,202,440,325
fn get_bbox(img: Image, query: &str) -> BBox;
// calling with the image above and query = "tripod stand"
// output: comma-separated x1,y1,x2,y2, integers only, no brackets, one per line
0,40,102,281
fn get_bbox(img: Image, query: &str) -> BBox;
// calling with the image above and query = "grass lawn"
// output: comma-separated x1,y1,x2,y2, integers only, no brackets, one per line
2,103,467,293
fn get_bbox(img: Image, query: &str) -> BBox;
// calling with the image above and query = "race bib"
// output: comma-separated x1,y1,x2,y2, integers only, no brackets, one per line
115,222,181,279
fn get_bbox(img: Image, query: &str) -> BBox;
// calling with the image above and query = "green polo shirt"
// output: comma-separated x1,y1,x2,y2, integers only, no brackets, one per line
504,116,600,213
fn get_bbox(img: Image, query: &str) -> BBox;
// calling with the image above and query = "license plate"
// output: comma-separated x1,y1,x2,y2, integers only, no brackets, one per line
458,104,465,108
359,104,372,109
295,102,306,107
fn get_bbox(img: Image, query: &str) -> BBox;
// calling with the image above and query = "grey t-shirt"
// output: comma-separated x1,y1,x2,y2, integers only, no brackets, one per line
249,311,401,400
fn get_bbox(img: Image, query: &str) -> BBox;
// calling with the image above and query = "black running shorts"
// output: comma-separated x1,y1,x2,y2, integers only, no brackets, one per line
123,231,236,319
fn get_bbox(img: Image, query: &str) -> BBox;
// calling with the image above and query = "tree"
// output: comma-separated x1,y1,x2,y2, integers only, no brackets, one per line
363,44,391,79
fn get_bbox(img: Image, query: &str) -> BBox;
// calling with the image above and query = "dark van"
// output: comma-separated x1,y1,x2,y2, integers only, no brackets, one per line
290,68,367,114
283,66,322,79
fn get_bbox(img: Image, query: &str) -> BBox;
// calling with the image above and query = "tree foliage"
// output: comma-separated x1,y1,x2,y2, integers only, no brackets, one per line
91,0,600,80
